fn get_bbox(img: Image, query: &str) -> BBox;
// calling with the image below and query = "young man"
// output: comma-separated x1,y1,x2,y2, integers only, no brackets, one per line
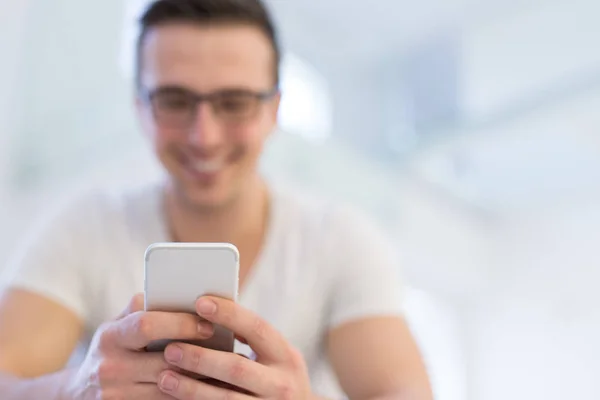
0,0,432,399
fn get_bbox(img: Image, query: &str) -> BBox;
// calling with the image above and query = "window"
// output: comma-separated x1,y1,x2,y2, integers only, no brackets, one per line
277,53,333,143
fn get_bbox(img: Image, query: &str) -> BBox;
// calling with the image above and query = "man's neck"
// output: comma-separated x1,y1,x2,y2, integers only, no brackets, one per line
163,177,270,247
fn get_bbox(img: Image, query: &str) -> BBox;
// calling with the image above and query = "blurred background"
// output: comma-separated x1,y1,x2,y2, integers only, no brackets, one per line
1,0,600,399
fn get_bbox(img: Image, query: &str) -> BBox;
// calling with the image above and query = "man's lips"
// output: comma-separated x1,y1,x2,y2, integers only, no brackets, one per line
181,156,228,184
189,159,225,174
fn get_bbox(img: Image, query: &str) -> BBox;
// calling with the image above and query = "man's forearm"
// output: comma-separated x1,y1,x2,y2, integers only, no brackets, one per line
314,391,429,400
368,389,434,400
0,370,74,400
313,389,433,400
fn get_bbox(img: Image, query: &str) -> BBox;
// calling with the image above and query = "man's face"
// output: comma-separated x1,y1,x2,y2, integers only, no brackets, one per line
137,23,280,209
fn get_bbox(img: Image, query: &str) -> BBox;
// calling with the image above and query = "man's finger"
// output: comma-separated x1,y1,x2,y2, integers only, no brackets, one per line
203,378,255,396
195,296,290,363
130,352,172,383
95,352,168,384
158,370,255,400
121,383,176,400
164,342,274,394
111,311,215,350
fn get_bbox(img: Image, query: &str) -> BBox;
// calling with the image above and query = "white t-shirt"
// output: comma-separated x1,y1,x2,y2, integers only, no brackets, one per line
0,181,404,398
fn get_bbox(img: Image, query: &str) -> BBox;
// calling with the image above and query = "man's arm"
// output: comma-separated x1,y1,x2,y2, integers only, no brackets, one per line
319,206,433,399
0,192,113,398
0,288,83,399
0,369,74,400
326,316,433,400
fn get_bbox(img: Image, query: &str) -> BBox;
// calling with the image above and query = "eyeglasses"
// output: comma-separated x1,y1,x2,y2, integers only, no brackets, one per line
141,85,279,128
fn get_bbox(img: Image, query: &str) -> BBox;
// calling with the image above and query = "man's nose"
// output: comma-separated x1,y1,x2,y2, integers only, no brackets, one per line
187,103,223,147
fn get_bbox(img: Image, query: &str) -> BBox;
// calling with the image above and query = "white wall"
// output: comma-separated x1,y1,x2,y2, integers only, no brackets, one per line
461,0,600,119
0,0,142,266
393,172,496,298
450,10,600,390
9,0,141,191
0,0,30,195
404,288,468,400
468,204,600,400
0,0,32,259
407,3,600,394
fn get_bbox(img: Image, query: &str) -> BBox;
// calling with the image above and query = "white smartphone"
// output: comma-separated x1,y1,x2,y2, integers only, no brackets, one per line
144,242,240,353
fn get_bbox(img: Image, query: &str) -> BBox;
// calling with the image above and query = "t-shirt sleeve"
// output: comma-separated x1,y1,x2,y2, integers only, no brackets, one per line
323,206,405,330
0,192,103,320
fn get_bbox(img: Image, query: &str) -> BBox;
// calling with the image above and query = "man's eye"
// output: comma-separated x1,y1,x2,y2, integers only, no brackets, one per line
217,96,252,112
158,96,193,111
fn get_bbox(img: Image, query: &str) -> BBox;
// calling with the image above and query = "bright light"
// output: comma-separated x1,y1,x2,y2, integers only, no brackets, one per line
278,53,333,143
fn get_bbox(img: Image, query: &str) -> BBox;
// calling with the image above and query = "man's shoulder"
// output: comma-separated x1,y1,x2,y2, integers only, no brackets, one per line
270,183,389,245
37,181,163,236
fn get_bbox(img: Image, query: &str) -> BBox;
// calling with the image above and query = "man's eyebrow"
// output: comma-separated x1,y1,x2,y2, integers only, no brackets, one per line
152,84,192,92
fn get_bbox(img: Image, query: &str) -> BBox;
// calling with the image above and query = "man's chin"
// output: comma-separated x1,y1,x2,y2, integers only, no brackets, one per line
179,186,235,211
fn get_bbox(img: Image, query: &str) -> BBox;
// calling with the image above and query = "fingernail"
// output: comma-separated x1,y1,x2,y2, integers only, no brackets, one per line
165,345,183,363
197,298,217,316
198,321,215,336
160,373,179,391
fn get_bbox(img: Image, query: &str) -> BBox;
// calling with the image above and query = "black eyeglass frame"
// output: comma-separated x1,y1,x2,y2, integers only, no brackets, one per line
139,85,280,126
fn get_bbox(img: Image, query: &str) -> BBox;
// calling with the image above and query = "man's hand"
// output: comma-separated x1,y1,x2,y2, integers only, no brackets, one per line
63,294,215,400
157,296,315,399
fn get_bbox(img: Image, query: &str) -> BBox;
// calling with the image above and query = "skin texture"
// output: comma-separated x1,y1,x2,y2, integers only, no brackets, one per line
0,22,433,400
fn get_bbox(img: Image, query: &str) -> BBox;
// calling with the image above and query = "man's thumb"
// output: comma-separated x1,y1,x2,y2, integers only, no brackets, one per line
116,293,145,320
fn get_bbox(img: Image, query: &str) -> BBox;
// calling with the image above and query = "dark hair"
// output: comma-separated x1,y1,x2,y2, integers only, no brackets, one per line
135,0,281,90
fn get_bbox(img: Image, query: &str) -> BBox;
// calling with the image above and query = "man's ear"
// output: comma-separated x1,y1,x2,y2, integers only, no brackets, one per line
134,95,152,139
269,90,281,124
134,94,144,119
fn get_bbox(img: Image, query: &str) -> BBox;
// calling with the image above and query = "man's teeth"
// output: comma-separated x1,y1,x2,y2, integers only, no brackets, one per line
192,160,224,173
